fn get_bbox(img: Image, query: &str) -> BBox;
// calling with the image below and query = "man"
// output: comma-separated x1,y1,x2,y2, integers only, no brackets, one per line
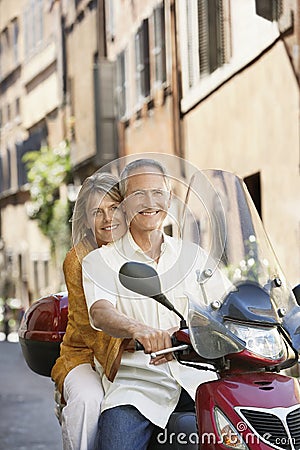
82,158,217,449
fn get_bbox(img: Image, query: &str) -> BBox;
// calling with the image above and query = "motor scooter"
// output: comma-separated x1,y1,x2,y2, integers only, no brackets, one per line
117,169,300,450
18,168,300,449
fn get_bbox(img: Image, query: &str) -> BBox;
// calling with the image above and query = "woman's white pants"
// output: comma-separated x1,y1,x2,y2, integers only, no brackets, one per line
61,363,104,450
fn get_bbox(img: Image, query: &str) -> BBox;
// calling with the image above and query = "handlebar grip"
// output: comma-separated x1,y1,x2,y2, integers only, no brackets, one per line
135,336,180,351
135,340,145,351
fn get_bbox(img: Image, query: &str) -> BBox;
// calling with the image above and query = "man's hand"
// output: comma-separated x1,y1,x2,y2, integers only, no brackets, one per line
130,324,173,365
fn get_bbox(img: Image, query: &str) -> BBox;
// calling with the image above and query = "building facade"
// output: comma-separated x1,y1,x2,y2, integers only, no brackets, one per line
0,0,299,312
0,0,66,307
176,0,300,286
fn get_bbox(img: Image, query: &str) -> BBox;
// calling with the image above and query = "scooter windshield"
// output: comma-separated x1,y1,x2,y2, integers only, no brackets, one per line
182,169,300,358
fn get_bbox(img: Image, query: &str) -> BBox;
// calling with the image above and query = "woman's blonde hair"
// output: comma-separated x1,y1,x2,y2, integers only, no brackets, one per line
71,172,122,246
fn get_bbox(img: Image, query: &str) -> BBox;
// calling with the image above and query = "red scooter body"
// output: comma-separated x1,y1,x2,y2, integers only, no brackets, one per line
196,372,300,449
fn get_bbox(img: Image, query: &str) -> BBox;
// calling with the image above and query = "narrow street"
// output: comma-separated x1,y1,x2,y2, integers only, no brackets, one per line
0,341,62,450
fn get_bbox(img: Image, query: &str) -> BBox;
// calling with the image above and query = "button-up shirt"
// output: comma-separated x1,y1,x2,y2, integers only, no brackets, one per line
82,231,217,427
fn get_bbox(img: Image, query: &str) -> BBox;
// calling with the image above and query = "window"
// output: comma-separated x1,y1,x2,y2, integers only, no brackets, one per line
6,148,11,190
7,104,11,122
36,0,44,44
18,254,23,279
15,98,20,117
105,0,115,42
0,155,3,193
44,260,49,287
24,0,44,57
12,19,19,63
116,50,127,118
244,172,262,218
0,148,12,192
0,39,2,79
135,19,150,103
33,260,39,293
153,3,166,84
164,224,173,236
255,0,283,22
0,28,10,77
180,0,229,92
3,27,10,49
24,8,30,57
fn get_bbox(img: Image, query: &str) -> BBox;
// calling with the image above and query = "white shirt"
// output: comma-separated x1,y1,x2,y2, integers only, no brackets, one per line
82,231,217,427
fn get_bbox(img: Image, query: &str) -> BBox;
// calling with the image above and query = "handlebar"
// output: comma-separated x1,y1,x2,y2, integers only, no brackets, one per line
150,344,190,359
134,338,191,358
134,334,217,373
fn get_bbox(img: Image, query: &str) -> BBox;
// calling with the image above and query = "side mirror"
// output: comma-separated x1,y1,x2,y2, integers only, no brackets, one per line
119,262,186,324
119,261,162,299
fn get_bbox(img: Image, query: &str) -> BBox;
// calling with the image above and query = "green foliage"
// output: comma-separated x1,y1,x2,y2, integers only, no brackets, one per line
48,197,73,261
22,141,72,252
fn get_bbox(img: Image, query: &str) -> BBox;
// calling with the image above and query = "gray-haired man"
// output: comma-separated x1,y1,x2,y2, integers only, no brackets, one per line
82,158,217,449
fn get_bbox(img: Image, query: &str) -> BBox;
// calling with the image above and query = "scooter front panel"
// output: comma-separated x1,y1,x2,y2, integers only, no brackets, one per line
195,373,300,449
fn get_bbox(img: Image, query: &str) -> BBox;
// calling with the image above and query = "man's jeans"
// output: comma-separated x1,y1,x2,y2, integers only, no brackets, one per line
95,404,155,450
94,390,196,450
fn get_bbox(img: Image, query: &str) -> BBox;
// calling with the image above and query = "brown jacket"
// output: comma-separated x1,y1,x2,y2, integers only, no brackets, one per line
51,238,128,395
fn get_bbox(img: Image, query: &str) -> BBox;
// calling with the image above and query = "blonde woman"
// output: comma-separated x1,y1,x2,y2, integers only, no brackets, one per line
51,172,127,450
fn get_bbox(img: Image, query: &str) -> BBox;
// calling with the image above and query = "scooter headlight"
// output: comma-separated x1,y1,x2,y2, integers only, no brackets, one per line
224,322,285,360
214,408,248,449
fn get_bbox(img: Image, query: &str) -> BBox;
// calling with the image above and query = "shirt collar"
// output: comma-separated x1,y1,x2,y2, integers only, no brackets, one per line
122,230,179,263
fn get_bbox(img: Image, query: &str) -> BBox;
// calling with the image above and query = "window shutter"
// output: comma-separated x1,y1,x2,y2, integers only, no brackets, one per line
215,0,225,68
94,60,118,162
198,0,209,76
0,154,3,193
116,51,126,118
135,19,150,102
142,19,150,97
12,19,19,63
198,0,225,75
186,0,200,87
153,4,166,84
135,28,141,98
222,0,232,64
6,148,11,190
106,0,115,42
207,0,220,73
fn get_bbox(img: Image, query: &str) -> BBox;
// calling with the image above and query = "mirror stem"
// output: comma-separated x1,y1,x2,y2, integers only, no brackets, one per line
153,294,187,329
179,319,188,329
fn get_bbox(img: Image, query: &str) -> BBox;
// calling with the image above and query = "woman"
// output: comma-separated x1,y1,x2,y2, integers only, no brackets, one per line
51,172,127,450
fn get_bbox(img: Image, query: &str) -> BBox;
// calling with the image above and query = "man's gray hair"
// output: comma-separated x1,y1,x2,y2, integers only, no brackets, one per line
119,158,171,196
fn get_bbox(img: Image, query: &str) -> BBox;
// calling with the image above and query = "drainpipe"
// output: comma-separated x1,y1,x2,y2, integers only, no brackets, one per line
169,0,184,161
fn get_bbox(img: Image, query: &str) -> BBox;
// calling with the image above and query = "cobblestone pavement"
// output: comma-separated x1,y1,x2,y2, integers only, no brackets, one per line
0,341,62,450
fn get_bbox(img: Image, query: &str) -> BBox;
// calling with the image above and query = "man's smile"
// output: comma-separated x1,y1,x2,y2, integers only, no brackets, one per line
138,210,160,216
